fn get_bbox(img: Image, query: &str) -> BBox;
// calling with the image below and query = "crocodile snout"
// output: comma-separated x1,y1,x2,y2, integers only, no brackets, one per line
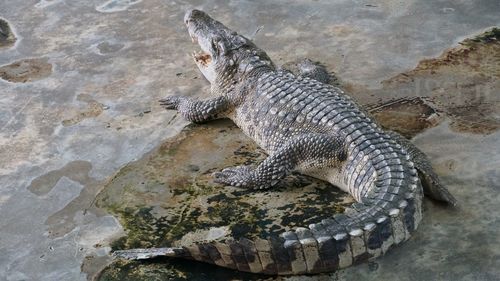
184,9,204,25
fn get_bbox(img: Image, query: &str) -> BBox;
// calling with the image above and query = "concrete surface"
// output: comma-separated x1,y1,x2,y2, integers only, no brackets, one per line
0,0,499,280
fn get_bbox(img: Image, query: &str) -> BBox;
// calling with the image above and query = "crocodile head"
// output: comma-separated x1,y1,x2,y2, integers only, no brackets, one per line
184,9,275,85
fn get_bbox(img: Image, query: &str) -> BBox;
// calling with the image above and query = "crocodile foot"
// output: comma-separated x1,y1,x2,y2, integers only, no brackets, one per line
213,165,281,190
159,96,182,110
213,165,254,187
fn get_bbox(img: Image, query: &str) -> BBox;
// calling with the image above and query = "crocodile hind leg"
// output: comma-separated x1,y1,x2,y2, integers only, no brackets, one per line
213,134,346,189
386,131,457,205
280,58,340,86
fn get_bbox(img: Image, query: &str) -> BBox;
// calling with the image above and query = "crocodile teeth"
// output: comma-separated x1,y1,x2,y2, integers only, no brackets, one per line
192,50,204,59
192,51,211,66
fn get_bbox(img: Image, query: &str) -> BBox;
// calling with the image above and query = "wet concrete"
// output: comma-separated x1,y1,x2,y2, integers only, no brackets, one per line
0,1,499,280
369,28,500,136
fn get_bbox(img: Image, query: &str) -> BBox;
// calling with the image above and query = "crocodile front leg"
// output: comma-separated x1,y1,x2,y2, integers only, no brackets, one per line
213,134,347,189
159,95,229,123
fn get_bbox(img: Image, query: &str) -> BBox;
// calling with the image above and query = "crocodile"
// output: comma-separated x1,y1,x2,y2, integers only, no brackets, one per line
113,9,457,275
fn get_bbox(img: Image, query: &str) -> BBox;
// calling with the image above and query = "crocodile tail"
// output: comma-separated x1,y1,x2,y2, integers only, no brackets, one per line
113,138,424,275
263,181,423,275
239,134,425,274
117,183,421,275
112,184,423,275
113,179,422,275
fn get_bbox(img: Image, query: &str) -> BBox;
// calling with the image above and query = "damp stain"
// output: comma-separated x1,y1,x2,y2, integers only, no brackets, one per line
28,160,93,196
62,94,106,126
372,27,500,135
97,41,125,54
0,18,16,49
28,160,106,238
0,58,52,83
94,119,353,280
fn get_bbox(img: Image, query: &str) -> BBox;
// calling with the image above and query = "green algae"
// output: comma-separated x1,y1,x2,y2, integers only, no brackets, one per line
462,27,499,46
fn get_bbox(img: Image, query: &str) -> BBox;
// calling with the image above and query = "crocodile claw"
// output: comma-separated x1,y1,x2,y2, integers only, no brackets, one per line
159,96,182,110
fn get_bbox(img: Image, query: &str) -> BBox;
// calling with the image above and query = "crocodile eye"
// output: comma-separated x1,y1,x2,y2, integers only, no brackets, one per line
212,37,227,55
212,38,218,45
212,37,220,52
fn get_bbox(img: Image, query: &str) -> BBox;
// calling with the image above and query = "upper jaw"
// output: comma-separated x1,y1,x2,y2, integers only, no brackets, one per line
184,12,213,68
184,10,218,82
184,9,212,45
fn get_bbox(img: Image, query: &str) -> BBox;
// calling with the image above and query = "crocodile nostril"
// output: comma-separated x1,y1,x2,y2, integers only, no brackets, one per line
184,9,205,25
191,9,202,16
184,9,195,25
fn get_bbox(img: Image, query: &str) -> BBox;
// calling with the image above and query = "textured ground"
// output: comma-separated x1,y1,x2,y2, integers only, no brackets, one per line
0,1,499,280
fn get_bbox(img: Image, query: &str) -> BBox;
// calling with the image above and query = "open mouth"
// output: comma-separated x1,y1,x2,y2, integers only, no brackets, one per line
193,50,212,66
189,34,212,67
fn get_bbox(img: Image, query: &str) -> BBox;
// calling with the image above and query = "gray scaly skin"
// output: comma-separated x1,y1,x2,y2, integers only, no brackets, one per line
114,10,457,275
